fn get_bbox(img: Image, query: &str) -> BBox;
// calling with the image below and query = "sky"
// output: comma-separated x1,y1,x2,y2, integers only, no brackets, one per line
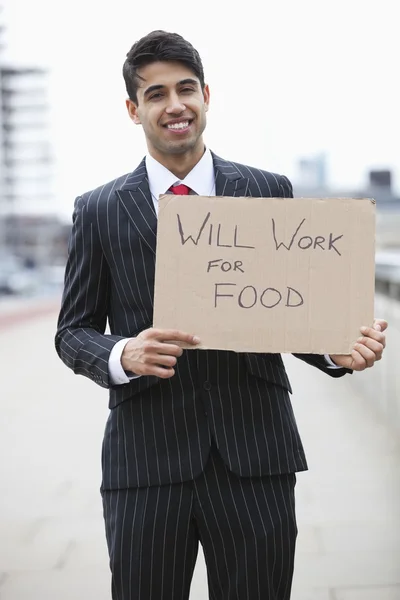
3,0,400,219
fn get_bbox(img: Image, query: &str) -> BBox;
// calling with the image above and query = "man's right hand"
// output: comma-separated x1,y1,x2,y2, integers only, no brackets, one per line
121,328,200,378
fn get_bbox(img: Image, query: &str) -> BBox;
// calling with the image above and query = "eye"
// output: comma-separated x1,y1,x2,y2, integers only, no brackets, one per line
181,87,195,93
150,93,163,101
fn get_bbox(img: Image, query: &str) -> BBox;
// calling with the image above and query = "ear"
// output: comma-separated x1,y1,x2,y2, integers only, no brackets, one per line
126,99,141,124
203,84,210,112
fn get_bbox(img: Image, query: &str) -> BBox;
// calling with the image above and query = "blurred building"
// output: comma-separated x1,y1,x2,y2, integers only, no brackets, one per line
297,153,328,189
0,66,59,265
0,3,6,250
295,155,400,250
1,66,54,214
0,3,65,268
0,3,5,219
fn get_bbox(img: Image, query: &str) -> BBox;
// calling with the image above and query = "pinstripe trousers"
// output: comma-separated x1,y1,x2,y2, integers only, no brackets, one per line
102,444,297,600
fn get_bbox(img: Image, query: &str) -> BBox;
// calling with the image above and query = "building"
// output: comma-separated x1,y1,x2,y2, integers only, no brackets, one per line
295,156,400,250
1,66,54,214
0,4,63,267
0,3,8,257
0,65,59,264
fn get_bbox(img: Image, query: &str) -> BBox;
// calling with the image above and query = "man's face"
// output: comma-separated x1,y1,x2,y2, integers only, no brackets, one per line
126,61,210,158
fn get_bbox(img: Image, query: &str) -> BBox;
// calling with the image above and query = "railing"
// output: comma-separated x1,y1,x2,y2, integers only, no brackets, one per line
375,250,400,301
348,255,400,435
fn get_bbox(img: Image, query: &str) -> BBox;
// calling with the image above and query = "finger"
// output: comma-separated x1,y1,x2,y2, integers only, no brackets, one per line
353,343,376,368
360,326,386,348
140,340,184,357
149,329,200,345
356,336,384,357
144,365,175,379
373,319,388,333
143,353,178,368
151,342,184,357
350,349,367,371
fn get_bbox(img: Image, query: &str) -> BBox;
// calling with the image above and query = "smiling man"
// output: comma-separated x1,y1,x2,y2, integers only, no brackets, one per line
55,30,387,600
126,58,210,182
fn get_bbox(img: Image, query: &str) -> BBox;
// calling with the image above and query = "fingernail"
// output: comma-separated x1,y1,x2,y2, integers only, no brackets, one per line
193,336,201,344
360,326,368,333
374,324,382,332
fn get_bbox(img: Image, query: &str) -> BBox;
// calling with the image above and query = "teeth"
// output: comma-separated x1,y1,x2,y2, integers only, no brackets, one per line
167,121,189,130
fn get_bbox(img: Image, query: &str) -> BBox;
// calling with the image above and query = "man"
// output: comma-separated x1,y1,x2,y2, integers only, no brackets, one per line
55,30,387,600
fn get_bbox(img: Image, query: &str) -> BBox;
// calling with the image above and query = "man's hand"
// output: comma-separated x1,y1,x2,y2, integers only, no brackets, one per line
329,319,388,371
121,328,200,378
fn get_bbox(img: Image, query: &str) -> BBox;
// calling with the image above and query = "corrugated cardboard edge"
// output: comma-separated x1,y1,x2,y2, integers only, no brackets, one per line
159,195,377,206
158,194,176,215
294,196,376,204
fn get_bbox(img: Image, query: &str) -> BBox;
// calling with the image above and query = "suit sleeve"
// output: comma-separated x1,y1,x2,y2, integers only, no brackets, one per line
278,175,352,378
55,195,127,388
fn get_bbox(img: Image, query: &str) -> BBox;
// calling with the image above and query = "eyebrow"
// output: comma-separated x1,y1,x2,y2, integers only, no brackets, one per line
143,78,199,98
178,78,199,87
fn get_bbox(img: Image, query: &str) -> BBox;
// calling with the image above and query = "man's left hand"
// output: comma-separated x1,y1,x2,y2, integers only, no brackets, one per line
329,319,388,371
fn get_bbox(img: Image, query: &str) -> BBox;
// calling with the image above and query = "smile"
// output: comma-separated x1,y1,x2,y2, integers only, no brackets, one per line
164,119,193,133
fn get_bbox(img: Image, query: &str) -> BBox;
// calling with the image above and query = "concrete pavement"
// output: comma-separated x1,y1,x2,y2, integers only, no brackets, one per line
0,310,399,599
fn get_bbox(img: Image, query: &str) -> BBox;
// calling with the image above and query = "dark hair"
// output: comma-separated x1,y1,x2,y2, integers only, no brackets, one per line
123,30,205,104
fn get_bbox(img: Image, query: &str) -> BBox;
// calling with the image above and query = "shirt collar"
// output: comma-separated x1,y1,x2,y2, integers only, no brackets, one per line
145,148,215,202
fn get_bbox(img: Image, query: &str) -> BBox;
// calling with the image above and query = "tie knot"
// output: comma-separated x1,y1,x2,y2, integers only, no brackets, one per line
169,184,191,195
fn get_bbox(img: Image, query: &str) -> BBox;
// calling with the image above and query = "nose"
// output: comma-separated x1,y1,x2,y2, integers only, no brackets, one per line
165,93,186,114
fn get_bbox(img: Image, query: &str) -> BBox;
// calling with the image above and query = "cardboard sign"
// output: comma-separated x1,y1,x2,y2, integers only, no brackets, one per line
153,195,376,354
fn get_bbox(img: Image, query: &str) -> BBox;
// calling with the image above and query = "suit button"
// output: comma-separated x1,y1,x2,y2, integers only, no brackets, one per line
203,381,212,391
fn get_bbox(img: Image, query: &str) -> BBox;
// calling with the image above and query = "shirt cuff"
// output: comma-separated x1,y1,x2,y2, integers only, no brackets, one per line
108,338,141,384
324,354,342,369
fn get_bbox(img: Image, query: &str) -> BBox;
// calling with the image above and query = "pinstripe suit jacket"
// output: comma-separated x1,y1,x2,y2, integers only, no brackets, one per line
55,152,349,490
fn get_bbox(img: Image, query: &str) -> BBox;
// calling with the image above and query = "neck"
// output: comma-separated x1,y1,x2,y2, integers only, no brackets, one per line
149,142,206,180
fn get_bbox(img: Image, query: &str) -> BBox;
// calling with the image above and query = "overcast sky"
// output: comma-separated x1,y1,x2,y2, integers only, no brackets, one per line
4,0,399,218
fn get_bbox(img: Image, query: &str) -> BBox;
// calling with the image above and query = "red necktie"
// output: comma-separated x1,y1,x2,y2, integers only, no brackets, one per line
169,184,191,195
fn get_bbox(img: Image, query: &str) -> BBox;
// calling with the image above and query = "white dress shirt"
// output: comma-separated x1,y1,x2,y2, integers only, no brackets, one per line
108,150,339,385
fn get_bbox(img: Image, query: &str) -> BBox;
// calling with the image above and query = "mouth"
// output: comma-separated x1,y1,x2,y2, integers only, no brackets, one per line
163,119,193,134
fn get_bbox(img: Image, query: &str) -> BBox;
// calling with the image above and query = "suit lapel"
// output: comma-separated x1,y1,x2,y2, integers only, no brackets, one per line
115,159,158,255
115,153,250,256
212,152,250,197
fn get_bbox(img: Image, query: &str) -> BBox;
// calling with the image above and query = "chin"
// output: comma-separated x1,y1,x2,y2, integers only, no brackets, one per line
165,140,197,155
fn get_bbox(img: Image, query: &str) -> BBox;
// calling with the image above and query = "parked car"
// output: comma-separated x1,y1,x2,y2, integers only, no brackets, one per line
0,255,39,296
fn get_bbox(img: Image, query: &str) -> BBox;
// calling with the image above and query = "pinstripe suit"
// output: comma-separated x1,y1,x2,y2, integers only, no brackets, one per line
55,153,350,599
